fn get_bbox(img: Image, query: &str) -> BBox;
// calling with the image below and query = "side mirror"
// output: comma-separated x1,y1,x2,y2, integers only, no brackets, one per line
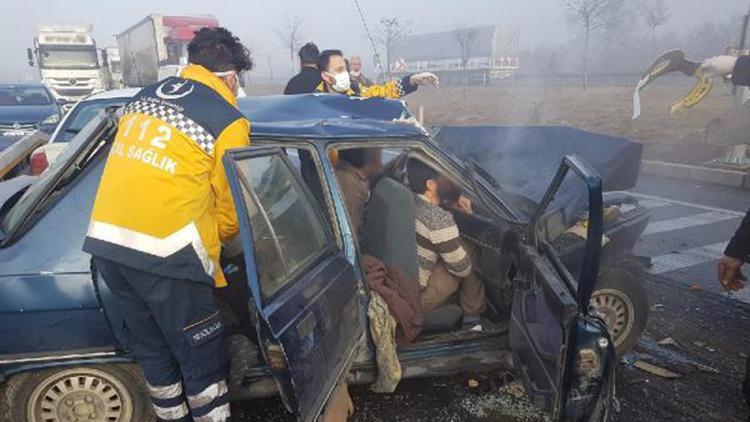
56,98,68,106
26,48,34,66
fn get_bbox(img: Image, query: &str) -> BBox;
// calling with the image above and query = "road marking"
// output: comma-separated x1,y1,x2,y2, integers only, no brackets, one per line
624,191,746,217
637,198,670,209
642,211,739,236
648,242,728,274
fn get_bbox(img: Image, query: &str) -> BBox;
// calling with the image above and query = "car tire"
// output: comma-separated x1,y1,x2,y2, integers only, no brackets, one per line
590,265,649,356
1,364,155,422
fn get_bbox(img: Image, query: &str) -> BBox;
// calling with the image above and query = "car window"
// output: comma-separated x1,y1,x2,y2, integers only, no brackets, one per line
55,98,128,142
235,153,331,300
0,86,52,106
1,111,114,237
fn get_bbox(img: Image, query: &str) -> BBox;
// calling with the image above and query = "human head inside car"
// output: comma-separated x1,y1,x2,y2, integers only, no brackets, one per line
338,147,383,179
407,159,463,207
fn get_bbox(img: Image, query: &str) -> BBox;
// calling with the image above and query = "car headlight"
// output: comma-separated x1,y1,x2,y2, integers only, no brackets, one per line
40,113,60,126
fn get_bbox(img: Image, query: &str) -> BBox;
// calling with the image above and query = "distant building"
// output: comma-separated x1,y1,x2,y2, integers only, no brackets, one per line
388,25,520,85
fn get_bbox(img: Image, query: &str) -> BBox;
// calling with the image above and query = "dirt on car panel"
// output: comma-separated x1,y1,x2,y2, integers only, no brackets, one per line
614,275,750,422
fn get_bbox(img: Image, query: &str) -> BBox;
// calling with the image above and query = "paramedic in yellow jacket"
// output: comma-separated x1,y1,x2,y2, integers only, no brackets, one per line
83,27,251,422
316,49,439,97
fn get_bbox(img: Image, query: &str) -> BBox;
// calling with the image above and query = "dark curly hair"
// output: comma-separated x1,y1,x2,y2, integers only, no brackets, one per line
188,27,253,73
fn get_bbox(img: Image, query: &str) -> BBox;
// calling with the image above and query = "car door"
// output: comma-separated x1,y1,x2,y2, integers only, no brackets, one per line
508,155,614,420
224,146,364,421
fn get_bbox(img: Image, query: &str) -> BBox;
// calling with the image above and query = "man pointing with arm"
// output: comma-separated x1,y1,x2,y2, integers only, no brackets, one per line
83,27,252,422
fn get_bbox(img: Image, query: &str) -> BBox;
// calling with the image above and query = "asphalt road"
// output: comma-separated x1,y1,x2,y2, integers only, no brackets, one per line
235,173,750,422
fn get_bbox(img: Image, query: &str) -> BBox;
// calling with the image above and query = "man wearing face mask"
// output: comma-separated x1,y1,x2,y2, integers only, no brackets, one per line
83,27,252,422
407,159,486,330
316,49,438,97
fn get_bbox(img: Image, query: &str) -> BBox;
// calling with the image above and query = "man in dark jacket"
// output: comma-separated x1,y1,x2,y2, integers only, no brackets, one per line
705,53,750,411
284,42,322,94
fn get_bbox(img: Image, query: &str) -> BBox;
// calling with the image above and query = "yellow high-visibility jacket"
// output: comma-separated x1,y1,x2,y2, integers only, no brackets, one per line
83,65,250,287
315,75,417,99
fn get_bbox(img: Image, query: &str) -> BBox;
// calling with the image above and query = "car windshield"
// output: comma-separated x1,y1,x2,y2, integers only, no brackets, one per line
0,86,52,106
1,111,113,237
39,47,98,69
54,97,128,142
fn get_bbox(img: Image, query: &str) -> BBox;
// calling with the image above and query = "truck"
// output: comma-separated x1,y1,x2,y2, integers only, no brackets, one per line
27,24,105,105
117,14,219,87
101,46,124,90
389,25,520,85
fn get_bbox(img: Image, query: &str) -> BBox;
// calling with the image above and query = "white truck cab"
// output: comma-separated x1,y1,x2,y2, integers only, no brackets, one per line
28,25,105,106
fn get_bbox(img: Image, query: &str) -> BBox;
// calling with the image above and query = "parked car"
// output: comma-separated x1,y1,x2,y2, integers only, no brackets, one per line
28,88,138,175
0,84,61,152
0,94,650,421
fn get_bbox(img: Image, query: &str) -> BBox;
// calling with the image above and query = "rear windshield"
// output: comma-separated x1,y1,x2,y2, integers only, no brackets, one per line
54,98,128,143
1,111,114,237
0,86,52,106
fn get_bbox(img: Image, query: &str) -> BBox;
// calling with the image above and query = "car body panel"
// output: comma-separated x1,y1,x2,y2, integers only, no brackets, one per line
0,155,115,359
224,147,364,421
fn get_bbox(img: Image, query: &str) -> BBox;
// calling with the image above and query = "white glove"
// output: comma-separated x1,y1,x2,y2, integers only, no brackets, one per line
701,55,738,77
410,72,439,87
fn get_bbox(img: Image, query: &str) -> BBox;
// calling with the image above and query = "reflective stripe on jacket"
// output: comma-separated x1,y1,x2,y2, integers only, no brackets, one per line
83,64,250,287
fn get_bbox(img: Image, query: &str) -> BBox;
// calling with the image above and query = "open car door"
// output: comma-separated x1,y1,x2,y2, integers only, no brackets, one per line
224,146,364,421
508,155,615,421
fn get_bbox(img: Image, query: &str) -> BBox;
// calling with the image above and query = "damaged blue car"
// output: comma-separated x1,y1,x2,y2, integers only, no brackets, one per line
0,94,650,421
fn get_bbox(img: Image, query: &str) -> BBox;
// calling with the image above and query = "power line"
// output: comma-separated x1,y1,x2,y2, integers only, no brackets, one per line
352,0,384,74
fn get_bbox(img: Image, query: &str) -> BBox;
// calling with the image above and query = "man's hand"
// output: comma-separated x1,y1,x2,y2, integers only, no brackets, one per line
701,55,738,78
410,72,439,87
453,195,473,215
717,255,746,291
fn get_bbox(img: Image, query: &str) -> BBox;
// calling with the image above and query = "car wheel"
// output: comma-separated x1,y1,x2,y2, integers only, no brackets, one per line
590,266,649,356
2,364,154,422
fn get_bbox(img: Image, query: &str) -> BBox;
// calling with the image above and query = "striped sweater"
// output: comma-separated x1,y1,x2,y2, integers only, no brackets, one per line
414,194,472,288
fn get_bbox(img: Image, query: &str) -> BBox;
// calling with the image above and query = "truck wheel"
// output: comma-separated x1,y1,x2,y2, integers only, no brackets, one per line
590,266,649,356
2,364,154,422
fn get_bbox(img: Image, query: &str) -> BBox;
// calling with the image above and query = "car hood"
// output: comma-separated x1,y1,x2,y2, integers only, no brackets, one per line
433,125,643,222
0,105,57,125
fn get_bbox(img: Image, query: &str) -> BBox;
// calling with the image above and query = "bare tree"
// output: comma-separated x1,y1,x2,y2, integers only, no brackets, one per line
453,26,478,98
374,17,411,80
565,0,617,90
644,0,670,54
276,14,306,74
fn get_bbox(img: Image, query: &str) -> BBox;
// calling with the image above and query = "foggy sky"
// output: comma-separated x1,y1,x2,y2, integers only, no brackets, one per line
1,0,748,81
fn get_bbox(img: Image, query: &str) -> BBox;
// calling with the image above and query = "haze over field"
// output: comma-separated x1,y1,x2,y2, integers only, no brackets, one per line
1,0,748,82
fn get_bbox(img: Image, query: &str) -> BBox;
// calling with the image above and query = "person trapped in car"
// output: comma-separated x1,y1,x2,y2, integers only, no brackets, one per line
705,52,750,411
83,27,252,422
407,159,487,330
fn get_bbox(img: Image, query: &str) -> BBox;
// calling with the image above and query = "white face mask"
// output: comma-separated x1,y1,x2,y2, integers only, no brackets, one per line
350,70,361,78
214,70,239,96
326,71,351,93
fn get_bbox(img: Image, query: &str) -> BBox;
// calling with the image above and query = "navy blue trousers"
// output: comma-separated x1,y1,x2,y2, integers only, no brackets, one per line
94,257,230,422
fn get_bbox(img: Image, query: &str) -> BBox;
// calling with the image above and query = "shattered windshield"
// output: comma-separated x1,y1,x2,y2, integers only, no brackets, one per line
1,111,113,237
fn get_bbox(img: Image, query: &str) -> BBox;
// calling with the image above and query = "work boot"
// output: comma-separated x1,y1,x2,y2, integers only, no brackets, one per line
227,334,260,390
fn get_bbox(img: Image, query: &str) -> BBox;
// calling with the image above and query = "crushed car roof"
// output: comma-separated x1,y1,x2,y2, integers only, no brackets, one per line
238,94,426,140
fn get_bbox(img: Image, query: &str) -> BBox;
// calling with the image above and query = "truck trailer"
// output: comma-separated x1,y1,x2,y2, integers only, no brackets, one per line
389,25,520,85
27,24,105,104
117,14,219,87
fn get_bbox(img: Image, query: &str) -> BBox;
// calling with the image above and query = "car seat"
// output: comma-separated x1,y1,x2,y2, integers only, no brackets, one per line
361,176,462,333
